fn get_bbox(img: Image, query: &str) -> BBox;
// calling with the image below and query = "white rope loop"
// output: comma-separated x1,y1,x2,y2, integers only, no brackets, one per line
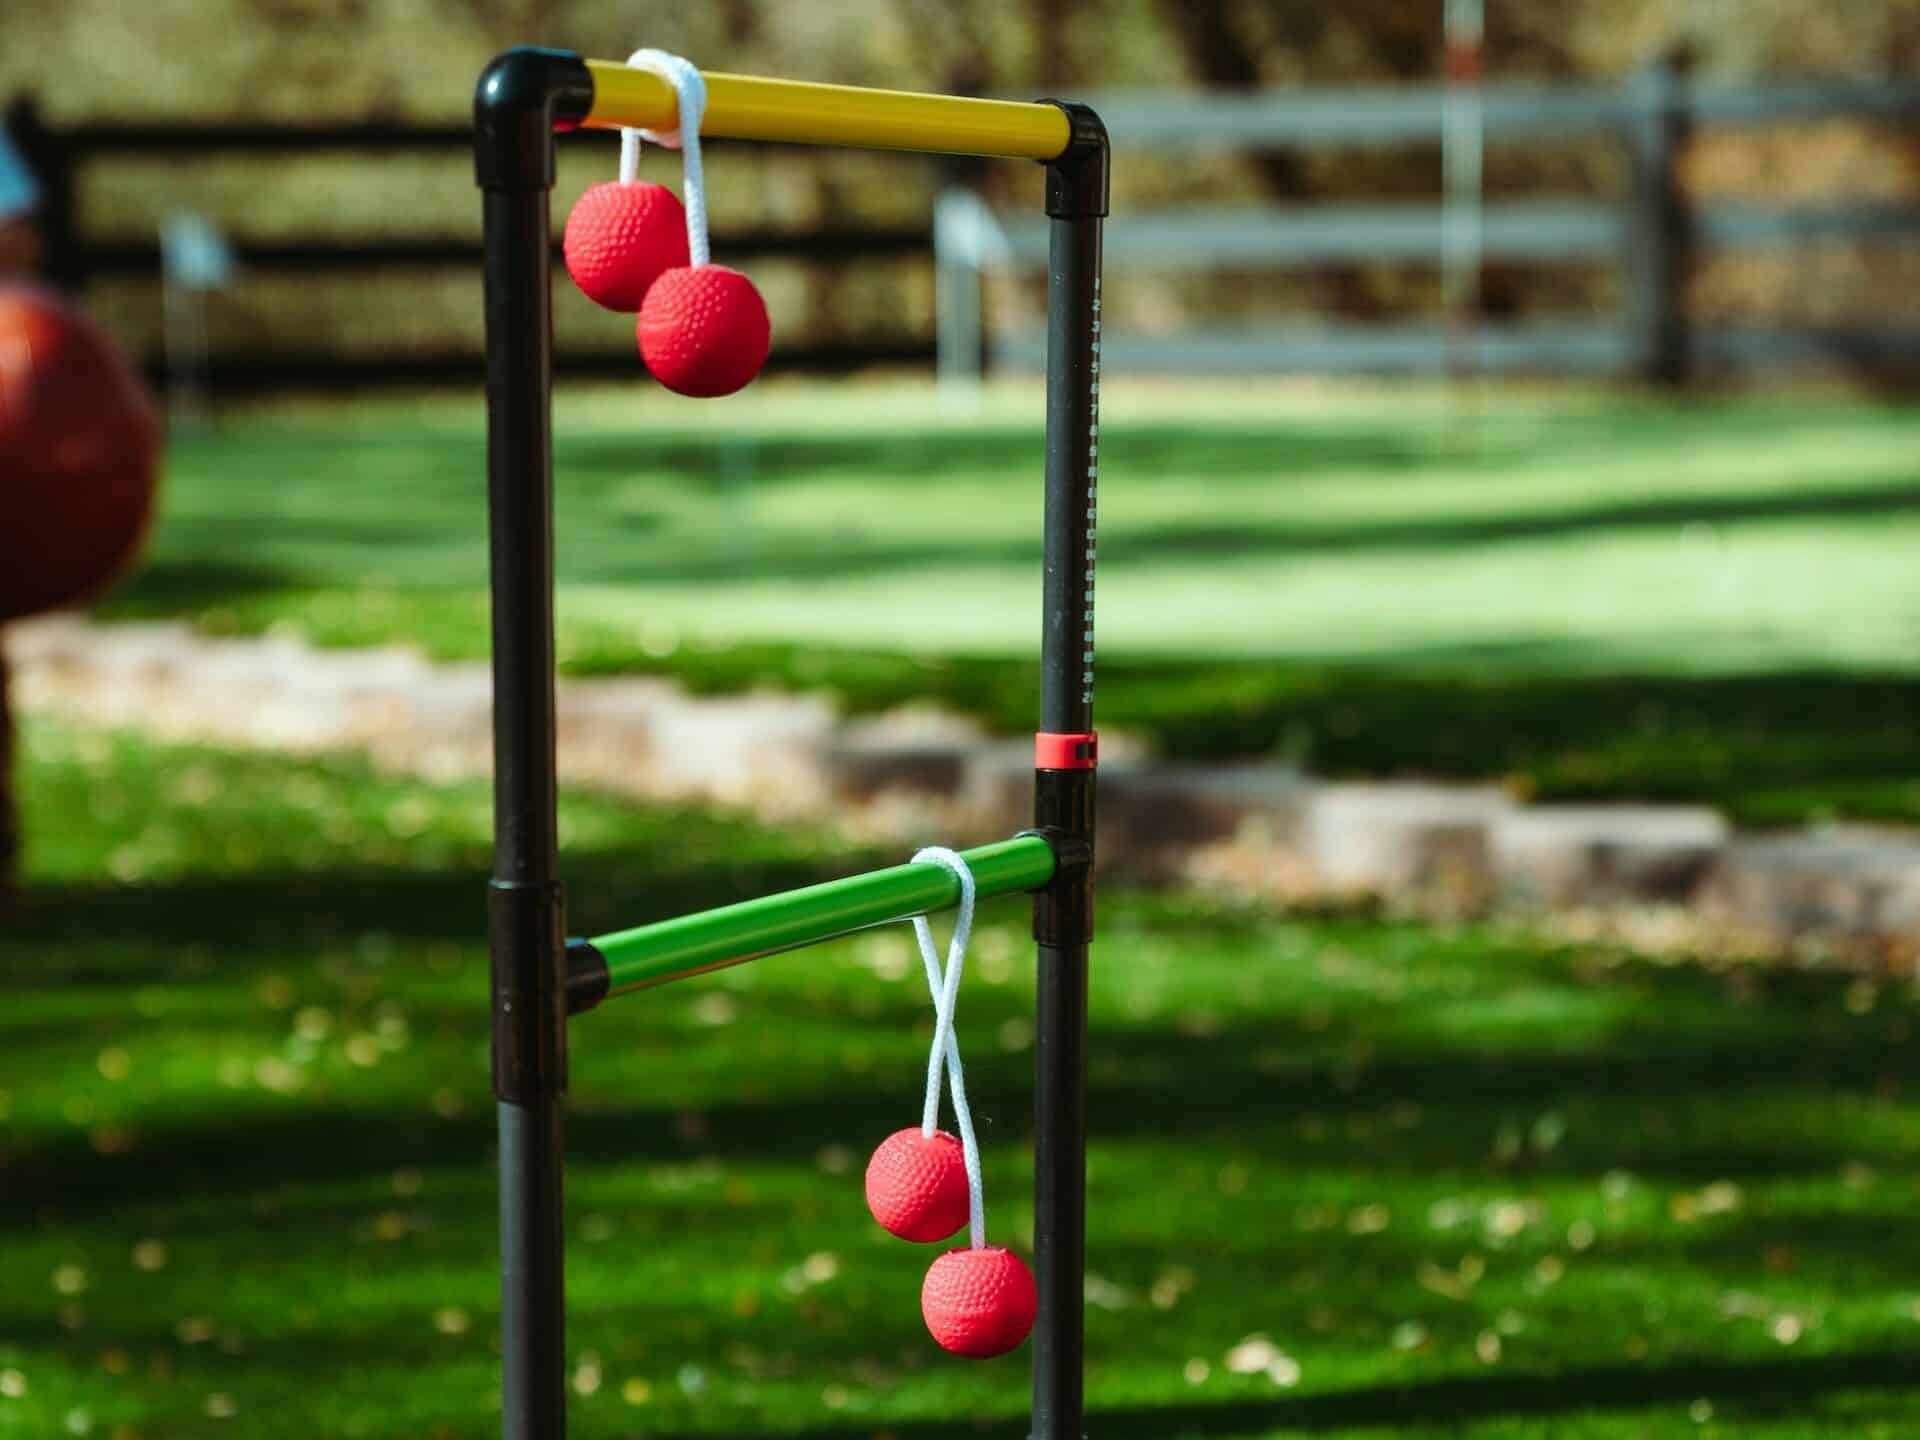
618,49,711,268
908,846,985,1250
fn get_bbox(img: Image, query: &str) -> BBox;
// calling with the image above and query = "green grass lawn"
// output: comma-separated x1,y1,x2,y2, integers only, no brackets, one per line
100,380,1920,827
3,721,1919,1438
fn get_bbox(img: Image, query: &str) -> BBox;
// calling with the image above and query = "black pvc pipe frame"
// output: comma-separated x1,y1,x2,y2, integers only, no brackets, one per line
475,48,1107,1440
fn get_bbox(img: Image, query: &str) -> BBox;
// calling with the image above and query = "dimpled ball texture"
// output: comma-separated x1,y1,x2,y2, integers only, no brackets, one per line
637,264,771,398
865,1128,969,1243
921,1247,1037,1358
563,181,689,312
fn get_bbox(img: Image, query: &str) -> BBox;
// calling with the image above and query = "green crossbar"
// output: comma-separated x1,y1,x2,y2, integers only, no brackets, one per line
571,834,1056,1008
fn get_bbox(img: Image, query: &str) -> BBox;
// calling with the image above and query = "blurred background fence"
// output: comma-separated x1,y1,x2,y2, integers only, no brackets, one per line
947,61,1920,384
3,101,939,389
8,58,1919,394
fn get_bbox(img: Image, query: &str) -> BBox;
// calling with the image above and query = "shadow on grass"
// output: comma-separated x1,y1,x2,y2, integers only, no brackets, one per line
97,399,1920,821
4,761,1917,1436
148,414,1920,587
3,844,1915,1220
558,420,1467,491
84,594,1920,828
669,1349,1920,1438
1,1304,1909,1436
1110,661,1920,825
533,474,1920,587
556,403,1916,495
97,558,315,615
4,844,855,961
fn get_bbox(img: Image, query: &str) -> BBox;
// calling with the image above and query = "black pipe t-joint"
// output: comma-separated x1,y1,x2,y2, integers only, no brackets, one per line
1029,773,1095,947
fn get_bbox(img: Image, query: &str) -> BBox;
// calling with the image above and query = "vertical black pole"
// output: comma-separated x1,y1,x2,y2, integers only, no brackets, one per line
1032,102,1107,1440
474,48,594,1440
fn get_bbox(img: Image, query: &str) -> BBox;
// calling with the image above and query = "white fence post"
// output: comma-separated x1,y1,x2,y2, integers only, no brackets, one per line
934,188,1006,396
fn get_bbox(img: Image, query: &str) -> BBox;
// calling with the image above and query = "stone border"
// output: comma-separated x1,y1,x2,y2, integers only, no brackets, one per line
10,616,1917,966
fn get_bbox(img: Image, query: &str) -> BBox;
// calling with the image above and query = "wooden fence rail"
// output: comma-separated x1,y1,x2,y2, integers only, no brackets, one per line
941,62,1920,386
3,100,936,389
9,61,1919,393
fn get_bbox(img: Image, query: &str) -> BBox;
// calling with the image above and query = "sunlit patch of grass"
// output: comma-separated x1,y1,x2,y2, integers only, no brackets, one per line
96,381,1920,825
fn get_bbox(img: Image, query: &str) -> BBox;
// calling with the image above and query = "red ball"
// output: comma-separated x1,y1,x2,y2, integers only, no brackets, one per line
0,285,159,624
563,181,689,313
922,1247,1037,1359
866,1128,969,1243
637,265,770,398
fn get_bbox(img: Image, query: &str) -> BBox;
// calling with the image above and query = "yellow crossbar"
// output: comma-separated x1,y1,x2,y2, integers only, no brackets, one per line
583,60,1070,160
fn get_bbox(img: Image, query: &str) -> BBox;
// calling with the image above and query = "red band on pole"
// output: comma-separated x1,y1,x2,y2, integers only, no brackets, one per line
1035,732,1098,770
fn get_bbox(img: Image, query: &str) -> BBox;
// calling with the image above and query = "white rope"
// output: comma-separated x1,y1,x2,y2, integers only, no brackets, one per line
618,49,711,268
908,847,985,1250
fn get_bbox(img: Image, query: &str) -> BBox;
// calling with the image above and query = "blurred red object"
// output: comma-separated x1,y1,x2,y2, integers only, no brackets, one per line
0,285,159,623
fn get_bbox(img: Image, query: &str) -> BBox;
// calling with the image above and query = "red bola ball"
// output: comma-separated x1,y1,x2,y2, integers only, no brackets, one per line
866,1128,969,1243
0,285,158,624
637,264,770,398
921,1247,1037,1359
563,181,690,313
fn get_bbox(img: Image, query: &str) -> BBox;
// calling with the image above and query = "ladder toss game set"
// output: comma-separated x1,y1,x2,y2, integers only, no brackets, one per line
474,45,1107,1440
